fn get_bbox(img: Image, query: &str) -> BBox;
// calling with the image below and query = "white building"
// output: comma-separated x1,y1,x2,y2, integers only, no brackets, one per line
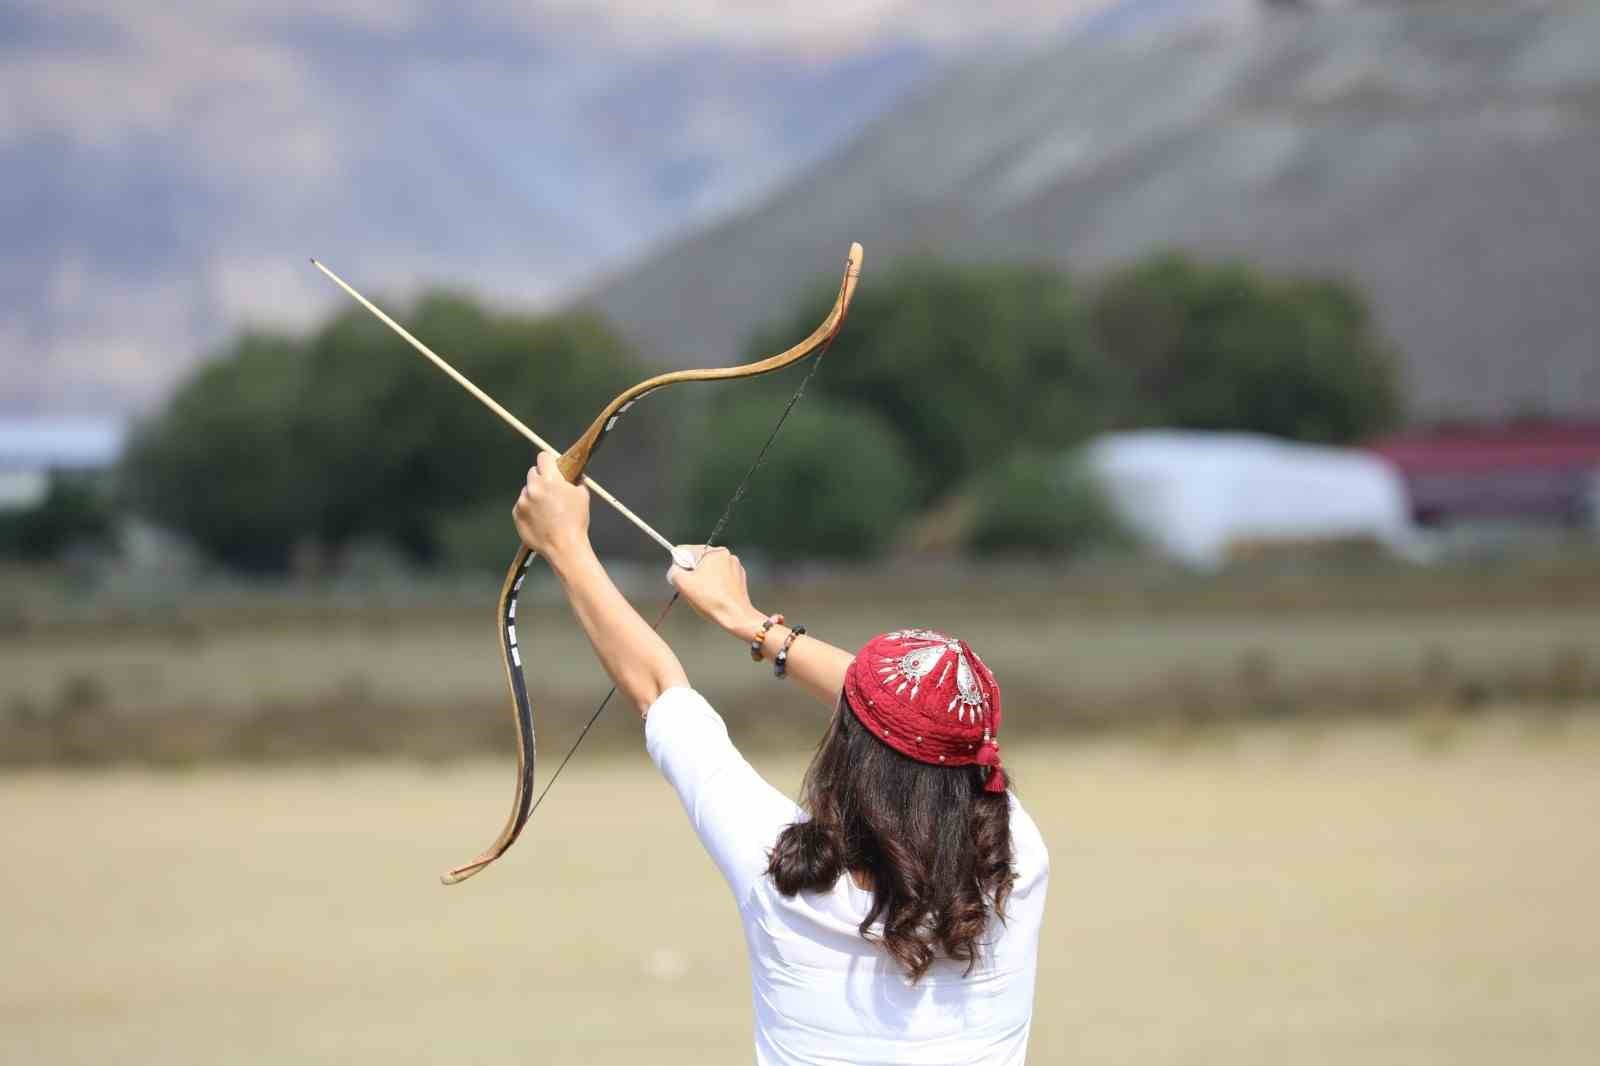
1084,430,1422,569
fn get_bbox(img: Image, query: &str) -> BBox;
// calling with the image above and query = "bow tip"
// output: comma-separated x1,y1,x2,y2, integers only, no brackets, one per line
440,861,488,886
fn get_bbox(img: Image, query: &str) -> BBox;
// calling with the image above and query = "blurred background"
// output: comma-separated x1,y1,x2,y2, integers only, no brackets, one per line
3,0,1598,1062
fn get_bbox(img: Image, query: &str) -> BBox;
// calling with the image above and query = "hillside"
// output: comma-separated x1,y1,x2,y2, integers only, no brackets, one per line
585,1,1600,422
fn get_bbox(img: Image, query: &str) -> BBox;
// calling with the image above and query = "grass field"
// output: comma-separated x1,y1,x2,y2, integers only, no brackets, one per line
6,556,1599,764
4,711,1598,1065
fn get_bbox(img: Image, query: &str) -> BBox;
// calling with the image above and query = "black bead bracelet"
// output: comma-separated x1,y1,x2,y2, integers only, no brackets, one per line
774,625,806,678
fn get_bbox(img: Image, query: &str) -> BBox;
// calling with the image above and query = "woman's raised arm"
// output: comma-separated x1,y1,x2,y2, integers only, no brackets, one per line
515,452,688,715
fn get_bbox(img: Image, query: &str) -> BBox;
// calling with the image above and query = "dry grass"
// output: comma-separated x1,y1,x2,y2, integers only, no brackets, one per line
5,559,1599,765
3,711,1598,1065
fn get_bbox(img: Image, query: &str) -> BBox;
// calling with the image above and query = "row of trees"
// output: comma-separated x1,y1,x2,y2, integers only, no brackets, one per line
120,296,663,571
12,252,1401,568
685,253,1400,557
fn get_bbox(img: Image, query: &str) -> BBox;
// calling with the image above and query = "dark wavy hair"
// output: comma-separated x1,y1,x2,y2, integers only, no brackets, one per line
766,697,1016,982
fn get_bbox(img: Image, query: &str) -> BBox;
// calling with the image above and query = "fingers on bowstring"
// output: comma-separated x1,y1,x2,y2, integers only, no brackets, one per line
667,544,723,582
668,544,705,578
666,553,691,586
699,546,735,572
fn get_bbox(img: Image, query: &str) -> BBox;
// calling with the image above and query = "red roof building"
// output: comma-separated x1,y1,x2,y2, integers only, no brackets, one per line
1365,425,1600,527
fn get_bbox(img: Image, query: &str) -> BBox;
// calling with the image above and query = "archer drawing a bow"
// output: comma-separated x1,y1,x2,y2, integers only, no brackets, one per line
311,244,863,884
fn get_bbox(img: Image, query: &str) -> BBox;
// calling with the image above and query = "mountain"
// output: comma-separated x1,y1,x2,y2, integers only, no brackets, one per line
3,2,1131,417
584,1,1600,422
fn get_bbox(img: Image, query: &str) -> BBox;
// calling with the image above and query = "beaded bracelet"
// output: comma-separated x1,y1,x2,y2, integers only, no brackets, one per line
774,625,807,678
749,614,784,662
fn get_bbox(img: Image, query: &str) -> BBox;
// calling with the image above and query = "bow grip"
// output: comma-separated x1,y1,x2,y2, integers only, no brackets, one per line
556,447,589,484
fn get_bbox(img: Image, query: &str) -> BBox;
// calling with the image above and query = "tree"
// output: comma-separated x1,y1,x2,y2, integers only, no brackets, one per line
0,471,116,561
1089,252,1402,443
123,297,658,571
292,293,651,561
711,258,1120,513
680,397,916,558
966,450,1128,558
122,330,314,571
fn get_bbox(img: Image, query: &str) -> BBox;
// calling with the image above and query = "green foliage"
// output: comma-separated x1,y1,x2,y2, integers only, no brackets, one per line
681,397,916,558
122,331,313,571
736,259,1121,506
0,471,116,560
967,451,1128,558
434,498,522,572
124,250,1406,571
1089,252,1402,443
123,300,655,572
683,257,1120,559
292,295,645,560
682,252,1401,561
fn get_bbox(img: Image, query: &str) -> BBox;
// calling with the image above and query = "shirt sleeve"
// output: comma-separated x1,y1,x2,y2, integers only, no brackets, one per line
644,686,802,904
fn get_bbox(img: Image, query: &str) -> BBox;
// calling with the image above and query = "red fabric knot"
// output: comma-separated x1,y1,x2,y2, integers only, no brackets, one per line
843,629,1005,790
975,739,1006,792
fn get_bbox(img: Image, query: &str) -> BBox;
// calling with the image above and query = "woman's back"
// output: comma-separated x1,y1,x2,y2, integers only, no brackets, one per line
746,795,1048,1065
647,687,1050,1066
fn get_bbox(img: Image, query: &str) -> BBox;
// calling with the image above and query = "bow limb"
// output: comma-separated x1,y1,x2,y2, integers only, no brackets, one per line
439,542,540,884
555,242,863,481
442,241,863,885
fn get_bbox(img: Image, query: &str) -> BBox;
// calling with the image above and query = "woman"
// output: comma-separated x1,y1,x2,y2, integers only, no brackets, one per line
514,452,1049,1065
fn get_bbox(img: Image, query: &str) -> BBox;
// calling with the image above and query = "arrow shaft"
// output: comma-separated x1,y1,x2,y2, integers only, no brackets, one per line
310,259,682,563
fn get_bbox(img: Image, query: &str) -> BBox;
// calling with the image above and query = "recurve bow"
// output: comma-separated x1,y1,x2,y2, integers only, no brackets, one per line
313,244,864,883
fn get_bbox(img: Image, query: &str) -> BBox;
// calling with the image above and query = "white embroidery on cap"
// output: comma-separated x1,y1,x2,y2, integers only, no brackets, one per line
878,630,989,722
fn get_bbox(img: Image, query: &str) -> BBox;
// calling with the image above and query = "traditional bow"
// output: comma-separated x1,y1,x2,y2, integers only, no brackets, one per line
312,244,863,883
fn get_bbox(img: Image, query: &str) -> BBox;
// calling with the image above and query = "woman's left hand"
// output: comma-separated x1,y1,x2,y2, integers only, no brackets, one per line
513,451,591,558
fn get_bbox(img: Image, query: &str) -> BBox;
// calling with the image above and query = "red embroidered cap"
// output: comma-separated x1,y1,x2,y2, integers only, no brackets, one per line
842,628,1006,793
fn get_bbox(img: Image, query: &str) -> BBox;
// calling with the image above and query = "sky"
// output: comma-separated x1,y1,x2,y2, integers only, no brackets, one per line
1,0,1139,417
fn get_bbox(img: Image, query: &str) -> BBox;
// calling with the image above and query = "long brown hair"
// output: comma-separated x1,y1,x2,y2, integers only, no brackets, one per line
766,697,1016,981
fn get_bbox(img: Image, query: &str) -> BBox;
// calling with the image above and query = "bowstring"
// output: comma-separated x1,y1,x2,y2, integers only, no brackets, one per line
527,335,835,817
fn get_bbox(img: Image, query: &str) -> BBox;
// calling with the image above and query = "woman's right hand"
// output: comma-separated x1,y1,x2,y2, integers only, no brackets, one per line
668,546,765,639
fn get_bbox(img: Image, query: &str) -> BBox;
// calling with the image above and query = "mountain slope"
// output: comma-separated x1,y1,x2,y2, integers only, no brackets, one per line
585,1,1600,421
5,2,1131,416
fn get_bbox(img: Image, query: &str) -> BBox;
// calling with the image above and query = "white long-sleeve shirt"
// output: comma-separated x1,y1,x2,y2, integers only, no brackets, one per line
644,686,1049,1066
